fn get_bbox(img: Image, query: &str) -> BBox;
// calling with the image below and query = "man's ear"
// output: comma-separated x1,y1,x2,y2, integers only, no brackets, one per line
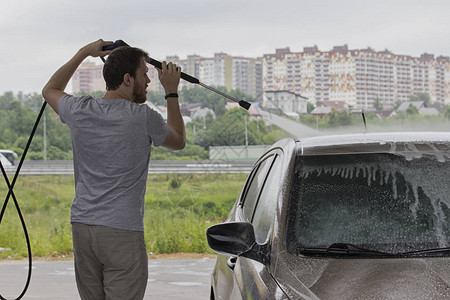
123,73,133,87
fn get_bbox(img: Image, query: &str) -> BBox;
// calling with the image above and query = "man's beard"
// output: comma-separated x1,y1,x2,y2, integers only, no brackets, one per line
133,86,147,103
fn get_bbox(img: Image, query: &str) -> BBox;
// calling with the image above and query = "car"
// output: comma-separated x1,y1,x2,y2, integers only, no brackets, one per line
206,132,450,300
0,149,18,167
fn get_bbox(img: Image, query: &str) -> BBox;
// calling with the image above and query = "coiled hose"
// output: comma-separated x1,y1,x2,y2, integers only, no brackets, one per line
0,101,47,300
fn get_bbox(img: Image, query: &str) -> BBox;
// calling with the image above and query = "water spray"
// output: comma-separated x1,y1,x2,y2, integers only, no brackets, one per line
102,40,252,110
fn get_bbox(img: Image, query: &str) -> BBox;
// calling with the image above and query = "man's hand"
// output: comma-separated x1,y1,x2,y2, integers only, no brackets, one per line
80,39,114,59
42,39,113,114
157,61,181,94
157,61,185,150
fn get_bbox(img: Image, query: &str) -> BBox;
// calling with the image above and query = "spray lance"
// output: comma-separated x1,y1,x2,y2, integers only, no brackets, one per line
102,40,252,110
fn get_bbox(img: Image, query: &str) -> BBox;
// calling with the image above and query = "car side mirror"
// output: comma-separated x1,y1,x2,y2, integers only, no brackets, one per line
206,222,270,265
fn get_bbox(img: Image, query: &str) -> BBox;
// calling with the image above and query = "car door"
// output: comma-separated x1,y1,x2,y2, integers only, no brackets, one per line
213,153,277,299
232,149,285,299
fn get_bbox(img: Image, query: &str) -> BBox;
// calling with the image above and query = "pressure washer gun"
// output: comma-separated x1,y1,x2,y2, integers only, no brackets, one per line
102,40,251,110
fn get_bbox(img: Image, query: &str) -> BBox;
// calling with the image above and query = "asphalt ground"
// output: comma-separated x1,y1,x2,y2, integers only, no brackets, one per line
0,256,216,299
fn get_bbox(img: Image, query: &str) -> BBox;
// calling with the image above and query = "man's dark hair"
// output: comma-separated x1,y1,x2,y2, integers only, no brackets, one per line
103,46,150,91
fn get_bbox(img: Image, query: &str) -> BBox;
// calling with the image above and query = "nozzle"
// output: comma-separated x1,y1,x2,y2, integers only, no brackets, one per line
239,100,251,110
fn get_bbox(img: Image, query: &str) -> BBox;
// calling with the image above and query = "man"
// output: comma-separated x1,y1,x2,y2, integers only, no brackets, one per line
42,39,185,300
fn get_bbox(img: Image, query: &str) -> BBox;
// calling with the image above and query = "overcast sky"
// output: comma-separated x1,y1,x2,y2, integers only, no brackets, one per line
0,0,449,95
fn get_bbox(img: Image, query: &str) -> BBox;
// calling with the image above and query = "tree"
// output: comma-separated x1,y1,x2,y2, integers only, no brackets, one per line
22,93,45,112
307,102,315,113
393,100,402,110
300,114,318,127
373,97,384,111
199,108,249,147
444,106,450,120
409,93,430,105
327,110,354,128
406,103,419,116
180,85,255,117
181,86,227,116
192,107,278,148
146,90,166,106
0,91,73,160
0,90,285,161
0,91,14,109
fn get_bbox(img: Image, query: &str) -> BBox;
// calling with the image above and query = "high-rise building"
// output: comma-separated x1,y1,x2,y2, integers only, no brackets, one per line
72,61,163,94
263,45,450,109
163,54,202,91
146,66,163,93
71,46,448,110
72,62,104,93
232,56,263,99
168,53,263,99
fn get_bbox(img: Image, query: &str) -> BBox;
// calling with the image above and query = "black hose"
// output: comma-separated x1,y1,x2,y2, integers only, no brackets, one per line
0,100,47,300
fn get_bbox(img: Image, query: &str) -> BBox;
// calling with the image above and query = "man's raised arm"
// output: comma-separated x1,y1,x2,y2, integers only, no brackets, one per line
158,61,186,150
42,39,112,114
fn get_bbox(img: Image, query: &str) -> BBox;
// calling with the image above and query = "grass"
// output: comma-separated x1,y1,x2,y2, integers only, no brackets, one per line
0,173,248,259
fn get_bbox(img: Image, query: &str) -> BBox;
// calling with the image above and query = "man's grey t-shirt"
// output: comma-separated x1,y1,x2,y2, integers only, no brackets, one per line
59,95,169,231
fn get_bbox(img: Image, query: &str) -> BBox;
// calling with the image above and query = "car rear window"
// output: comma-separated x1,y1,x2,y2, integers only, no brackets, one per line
286,151,450,255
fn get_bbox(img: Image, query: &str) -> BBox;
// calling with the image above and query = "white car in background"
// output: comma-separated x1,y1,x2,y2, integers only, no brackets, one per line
0,150,18,169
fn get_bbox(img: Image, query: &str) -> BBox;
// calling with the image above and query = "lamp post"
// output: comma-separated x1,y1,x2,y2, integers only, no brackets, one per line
244,114,248,159
43,113,47,161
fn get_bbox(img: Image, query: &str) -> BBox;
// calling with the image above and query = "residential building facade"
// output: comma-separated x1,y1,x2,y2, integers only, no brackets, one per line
71,45,449,111
263,45,450,110
73,61,164,94
164,53,263,98
72,61,104,93
263,90,308,114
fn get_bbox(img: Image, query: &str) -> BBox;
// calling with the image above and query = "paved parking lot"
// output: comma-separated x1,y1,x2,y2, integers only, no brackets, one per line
0,257,216,299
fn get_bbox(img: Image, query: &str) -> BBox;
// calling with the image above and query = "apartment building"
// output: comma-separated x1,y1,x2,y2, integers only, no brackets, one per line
164,54,202,91
146,66,163,92
73,61,163,94
72,61,104,93
72,46,449,111
263,90,308,114
164,53,263,98
263,45,450,110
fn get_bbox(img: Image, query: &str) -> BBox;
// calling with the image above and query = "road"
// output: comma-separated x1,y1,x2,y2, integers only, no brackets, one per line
0,257,216,299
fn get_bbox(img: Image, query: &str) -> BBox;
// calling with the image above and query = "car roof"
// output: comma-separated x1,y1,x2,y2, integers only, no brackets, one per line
296,132,450,156
0,149,17,154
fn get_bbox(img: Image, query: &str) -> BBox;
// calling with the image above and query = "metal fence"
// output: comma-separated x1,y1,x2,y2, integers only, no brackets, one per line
4,160,255,175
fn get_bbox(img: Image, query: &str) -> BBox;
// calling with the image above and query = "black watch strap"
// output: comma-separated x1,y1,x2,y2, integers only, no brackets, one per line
165,93,179,99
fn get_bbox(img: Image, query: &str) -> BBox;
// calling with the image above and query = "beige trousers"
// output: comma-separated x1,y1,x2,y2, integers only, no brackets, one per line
71,223,148,300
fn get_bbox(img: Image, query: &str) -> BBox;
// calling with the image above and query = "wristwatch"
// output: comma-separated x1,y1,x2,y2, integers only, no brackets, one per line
165,93,178,99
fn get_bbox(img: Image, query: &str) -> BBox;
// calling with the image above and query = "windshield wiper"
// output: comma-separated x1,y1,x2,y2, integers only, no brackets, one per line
299,243,394,257
399,247,450,257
